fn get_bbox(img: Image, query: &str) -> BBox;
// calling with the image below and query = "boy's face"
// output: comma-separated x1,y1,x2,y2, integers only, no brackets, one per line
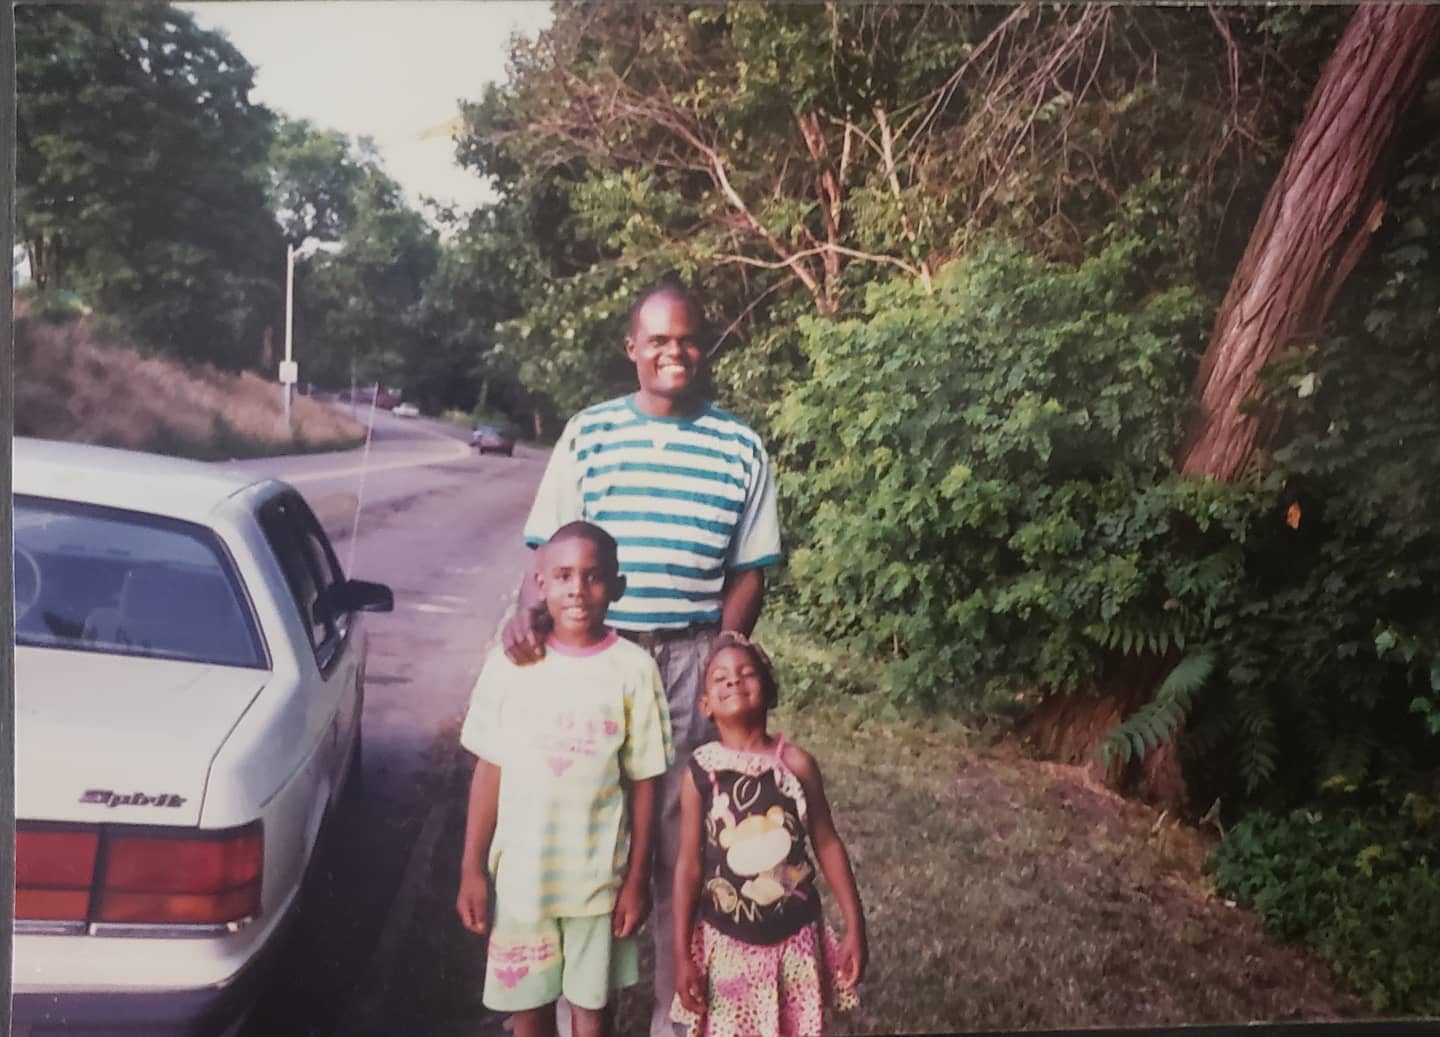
536,536,620,642
701,645,768,721
626,293,705,405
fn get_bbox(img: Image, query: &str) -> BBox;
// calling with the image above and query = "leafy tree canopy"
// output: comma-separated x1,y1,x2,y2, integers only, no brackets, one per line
17,1,283,369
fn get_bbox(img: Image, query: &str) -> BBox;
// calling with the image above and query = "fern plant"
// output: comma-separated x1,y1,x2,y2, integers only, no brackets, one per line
1098,650,1215,768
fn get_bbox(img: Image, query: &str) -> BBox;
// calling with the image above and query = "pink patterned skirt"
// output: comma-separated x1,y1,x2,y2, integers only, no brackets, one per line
670,919,860,1037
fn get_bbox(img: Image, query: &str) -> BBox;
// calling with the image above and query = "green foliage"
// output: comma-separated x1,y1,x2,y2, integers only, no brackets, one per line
1178,128,1440,801
17,2,283,370
406,204,532,420
774,93,1440,803
290,160,440,390
774,231,1209,709
459,3,1320,416
1211,795,1440,1013
494,262,646,419
268,117,366,245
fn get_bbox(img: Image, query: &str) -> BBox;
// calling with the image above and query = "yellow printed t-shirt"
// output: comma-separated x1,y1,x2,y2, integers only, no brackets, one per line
459,631,674,921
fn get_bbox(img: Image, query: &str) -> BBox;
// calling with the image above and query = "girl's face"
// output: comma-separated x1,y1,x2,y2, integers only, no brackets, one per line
701,645,769,722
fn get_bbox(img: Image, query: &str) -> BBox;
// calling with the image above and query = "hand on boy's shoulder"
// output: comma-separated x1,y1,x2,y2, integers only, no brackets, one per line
500,601,551,665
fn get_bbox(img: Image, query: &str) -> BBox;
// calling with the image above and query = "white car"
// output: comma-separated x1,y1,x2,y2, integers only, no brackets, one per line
11,438,393,1036
391,402,420,418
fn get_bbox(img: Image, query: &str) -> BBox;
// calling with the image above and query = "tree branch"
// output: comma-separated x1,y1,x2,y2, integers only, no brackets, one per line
718,242,923,279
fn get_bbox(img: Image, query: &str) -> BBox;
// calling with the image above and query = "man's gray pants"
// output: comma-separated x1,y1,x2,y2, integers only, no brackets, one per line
644,630,717,1037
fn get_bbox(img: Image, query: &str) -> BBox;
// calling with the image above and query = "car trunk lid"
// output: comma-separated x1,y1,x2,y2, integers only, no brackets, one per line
16,647,267,828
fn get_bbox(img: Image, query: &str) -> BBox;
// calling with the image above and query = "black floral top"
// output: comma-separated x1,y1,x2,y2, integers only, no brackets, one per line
690,736,821,945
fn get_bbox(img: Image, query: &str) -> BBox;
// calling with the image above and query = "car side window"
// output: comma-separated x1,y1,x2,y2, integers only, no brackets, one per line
259,494,349,668
292,500,351,645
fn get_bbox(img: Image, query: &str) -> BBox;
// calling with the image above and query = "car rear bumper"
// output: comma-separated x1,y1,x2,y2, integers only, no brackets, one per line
12,979,255,1036
12,904,293,1036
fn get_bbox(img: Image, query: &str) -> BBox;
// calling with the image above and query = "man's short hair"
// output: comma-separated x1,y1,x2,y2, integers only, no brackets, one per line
628,272,708,338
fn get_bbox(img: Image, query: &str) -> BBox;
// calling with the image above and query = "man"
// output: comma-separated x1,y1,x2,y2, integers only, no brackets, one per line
503,275,781,1037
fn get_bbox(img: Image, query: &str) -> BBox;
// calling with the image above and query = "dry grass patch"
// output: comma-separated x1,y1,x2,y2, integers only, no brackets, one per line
14,307,365,459
385,654,1370,1035
739,702,1364,1033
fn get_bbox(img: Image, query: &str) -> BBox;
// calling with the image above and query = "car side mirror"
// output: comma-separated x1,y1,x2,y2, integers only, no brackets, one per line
314,579,394,623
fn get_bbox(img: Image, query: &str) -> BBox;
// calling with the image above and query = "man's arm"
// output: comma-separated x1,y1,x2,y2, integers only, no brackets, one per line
501,550,550,664
722,434,779,635
720,566,765,635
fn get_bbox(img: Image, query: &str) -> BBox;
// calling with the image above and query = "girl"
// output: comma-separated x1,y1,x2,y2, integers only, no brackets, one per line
671,631,866,1037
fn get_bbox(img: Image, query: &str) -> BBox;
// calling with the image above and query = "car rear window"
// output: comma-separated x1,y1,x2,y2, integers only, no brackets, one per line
14,496,266,669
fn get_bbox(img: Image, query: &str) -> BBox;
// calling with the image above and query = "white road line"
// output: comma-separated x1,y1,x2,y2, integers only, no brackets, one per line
411,603,463,614
286,440,471,485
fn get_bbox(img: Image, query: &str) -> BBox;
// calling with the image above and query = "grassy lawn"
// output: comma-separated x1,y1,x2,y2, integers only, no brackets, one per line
384,624,1365,1034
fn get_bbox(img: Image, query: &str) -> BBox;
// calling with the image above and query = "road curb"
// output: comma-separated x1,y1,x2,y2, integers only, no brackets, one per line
336,800,448,1035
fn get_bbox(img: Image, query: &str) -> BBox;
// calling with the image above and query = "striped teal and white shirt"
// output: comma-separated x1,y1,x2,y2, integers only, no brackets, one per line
524,395,782,631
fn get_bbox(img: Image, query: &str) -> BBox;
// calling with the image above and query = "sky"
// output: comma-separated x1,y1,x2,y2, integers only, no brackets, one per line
181,1,554,215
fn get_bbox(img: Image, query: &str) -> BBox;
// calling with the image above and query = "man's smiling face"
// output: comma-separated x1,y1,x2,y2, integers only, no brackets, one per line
626,291,705,414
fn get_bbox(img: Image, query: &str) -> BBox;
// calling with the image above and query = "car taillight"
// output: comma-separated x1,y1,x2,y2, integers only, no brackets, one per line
15,828,100,921
15,822,263,929
97,822,263,926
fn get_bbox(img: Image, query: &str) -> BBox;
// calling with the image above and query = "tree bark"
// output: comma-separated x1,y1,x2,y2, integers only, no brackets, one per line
1028,6,1440,811
1021,654,1181,804
1179,3,1440,480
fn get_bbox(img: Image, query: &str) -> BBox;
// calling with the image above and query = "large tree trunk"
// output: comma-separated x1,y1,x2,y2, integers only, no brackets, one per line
1026,5,1440,811
1180,3,1440,479
1021,654,1186,806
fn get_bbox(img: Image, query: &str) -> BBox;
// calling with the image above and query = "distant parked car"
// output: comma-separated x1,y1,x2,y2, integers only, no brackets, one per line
338,386,402,410
373,387,402,410
12,437,394,1036
392,402,420,418
471,425,515,457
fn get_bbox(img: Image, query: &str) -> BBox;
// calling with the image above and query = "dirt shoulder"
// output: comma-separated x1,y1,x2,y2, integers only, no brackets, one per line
14,306,366,460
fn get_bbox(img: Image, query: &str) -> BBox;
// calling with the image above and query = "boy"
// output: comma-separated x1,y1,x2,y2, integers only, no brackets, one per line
457,522,674,1037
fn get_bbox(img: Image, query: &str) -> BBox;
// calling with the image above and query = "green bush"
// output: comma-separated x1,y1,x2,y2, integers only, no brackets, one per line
774,232,1216,713
1211,795,1440,1013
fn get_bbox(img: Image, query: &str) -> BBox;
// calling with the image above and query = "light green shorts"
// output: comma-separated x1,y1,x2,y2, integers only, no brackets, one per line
483,910,639,1013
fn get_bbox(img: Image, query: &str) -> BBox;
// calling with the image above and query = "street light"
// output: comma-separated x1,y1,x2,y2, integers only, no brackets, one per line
282,238,343,426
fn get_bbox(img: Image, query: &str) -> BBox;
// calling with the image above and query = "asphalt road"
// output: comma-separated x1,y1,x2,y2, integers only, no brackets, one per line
225,410,545,1036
